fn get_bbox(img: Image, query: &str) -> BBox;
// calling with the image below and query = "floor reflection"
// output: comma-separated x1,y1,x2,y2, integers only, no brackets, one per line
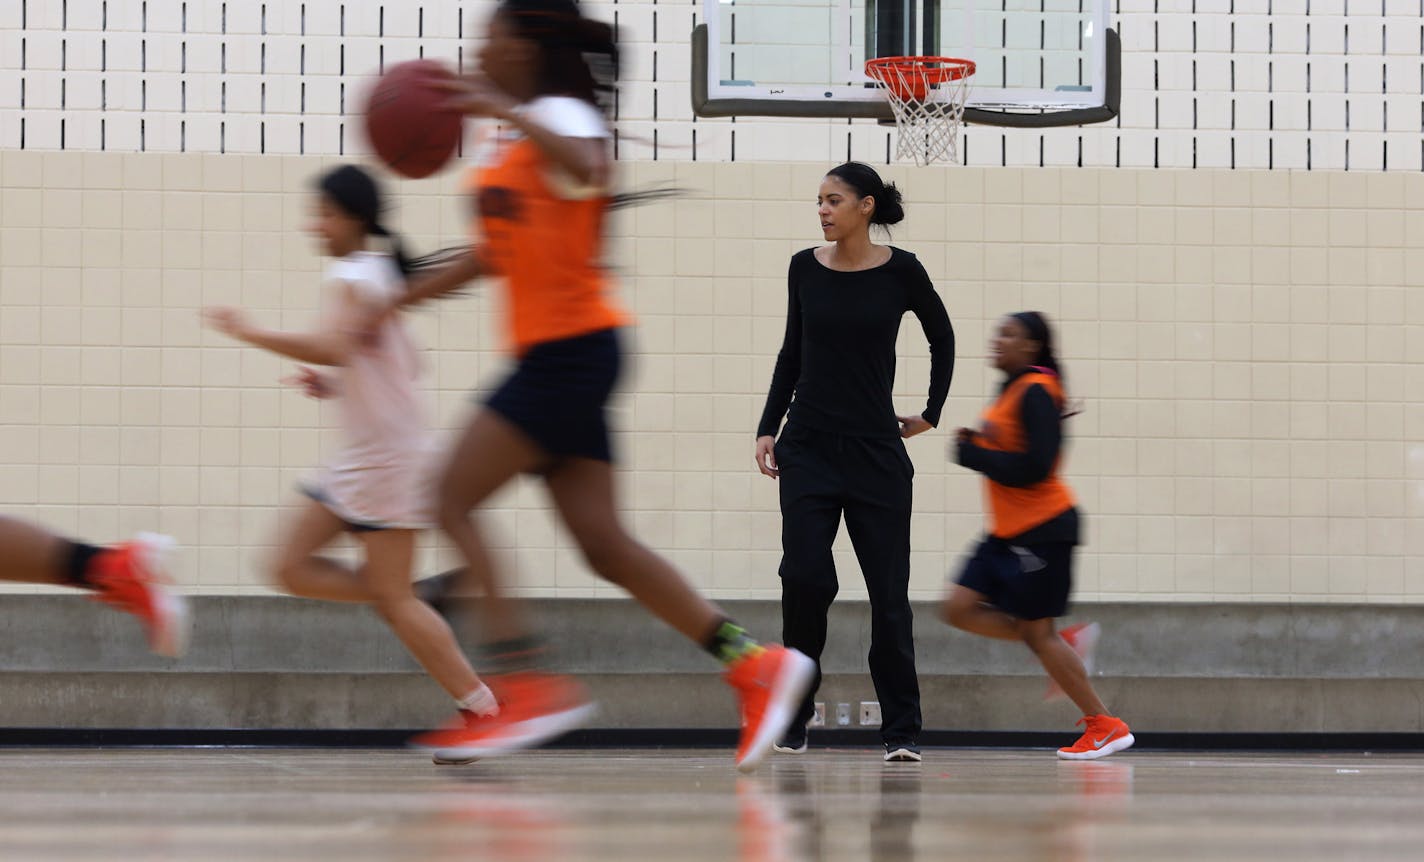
747,751,1133,862
35,747,1405,862
420,781,576,862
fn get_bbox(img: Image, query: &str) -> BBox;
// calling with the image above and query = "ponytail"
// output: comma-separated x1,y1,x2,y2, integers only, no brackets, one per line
609,183,682,210
1010,311,1079,418
368,222,415,277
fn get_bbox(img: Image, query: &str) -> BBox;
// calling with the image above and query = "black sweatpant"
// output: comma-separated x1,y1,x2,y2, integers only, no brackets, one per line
774,422,921,745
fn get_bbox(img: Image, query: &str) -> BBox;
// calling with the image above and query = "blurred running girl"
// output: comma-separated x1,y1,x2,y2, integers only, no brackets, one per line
942,312,1133,761
370,0,813,771
204,164,499,740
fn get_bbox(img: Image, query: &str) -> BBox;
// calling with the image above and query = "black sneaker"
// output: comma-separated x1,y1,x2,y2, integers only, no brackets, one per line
883,742,921,762
773,725,808,754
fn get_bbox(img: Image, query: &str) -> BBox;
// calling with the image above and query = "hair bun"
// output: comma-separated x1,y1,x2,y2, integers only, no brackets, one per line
871,180,905,226
824,162,907,232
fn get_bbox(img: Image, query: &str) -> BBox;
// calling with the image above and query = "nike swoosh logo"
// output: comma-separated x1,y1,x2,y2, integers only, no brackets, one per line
1093,732,1119,748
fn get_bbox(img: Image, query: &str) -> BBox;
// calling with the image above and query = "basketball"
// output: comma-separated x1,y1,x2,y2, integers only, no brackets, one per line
364,59,463,179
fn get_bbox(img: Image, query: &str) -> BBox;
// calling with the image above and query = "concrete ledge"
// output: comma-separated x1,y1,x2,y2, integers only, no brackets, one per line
3,672,1424,733
2,596,1422,733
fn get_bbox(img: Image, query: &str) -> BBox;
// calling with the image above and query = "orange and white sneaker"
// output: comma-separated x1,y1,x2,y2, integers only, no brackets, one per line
419,710,500,766
1057,714,1134,760
410,672,596,764
89,533,189,658
726,646,815,773
1045,621,1101,702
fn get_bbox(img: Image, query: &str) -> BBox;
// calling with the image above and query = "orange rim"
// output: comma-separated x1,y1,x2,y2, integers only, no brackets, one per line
865,55,976,100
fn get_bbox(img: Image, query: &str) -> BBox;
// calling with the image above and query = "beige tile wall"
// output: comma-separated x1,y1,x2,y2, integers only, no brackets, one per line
2,151,1421,603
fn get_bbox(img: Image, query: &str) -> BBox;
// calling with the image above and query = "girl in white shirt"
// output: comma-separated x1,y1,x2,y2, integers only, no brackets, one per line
204,164,497,733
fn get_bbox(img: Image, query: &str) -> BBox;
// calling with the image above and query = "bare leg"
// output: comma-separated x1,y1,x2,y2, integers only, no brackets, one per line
436,410,548,643
358,529,483,701
940,585,1021,642
1017,618,1108,716
0,516,83,585
269,501,371,602
545,458,723,644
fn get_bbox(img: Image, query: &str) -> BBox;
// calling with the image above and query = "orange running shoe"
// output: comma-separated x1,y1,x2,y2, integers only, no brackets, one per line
88,533,189,658
1057,714,1134,760
418,710,500,766
410,672,596,764
726,646,815,773
1045,621,1101,702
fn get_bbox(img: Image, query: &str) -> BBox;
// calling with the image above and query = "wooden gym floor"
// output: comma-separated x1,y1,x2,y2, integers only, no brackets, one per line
0,747,1419,860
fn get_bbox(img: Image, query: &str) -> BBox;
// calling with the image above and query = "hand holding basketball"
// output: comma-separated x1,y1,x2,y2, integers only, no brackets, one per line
435,75,519,121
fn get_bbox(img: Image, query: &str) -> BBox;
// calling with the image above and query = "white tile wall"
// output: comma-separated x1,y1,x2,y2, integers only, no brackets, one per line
3,0,1423,167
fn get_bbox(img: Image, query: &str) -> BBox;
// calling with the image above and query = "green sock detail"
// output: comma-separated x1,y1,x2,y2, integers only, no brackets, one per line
706,620,763,666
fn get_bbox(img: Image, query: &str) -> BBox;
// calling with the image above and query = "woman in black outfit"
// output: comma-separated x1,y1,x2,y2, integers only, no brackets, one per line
755,162,955,762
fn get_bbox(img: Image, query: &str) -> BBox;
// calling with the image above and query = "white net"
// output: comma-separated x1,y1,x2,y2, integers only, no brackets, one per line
866,59,975,166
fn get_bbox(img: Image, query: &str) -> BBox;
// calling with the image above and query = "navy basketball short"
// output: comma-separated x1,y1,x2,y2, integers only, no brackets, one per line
955,536,1074,621
484,327,622,464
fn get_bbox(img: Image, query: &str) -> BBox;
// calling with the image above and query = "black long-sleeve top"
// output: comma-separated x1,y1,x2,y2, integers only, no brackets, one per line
756,247,955,439
957,369,1080,544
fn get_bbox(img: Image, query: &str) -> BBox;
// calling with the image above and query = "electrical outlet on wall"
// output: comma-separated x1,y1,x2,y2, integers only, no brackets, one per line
836,703,851,726
810,702,826,727
860,701,881,726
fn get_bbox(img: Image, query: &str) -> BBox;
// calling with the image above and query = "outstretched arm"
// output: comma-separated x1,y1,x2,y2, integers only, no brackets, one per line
204,281,367,367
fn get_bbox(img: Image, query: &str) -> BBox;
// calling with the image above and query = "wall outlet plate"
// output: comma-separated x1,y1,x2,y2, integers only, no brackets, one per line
835,703,852,726
860,701,882,726
810,702,826,727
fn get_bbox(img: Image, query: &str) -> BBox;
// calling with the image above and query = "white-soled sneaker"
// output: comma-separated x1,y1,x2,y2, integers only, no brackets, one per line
884,743,922,763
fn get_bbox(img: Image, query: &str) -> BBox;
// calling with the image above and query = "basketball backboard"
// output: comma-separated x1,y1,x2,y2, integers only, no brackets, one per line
691,0,1119,128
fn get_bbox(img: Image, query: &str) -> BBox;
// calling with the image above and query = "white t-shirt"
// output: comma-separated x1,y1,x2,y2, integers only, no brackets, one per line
499,96,612,199
326,249,404,310
521,95,611,140
310,250,435,528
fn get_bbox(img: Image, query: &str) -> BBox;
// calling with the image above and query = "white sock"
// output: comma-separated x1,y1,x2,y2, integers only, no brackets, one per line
457,684,499,717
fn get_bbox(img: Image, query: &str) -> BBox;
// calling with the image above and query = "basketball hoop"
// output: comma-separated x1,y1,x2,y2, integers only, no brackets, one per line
865,56,976,166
